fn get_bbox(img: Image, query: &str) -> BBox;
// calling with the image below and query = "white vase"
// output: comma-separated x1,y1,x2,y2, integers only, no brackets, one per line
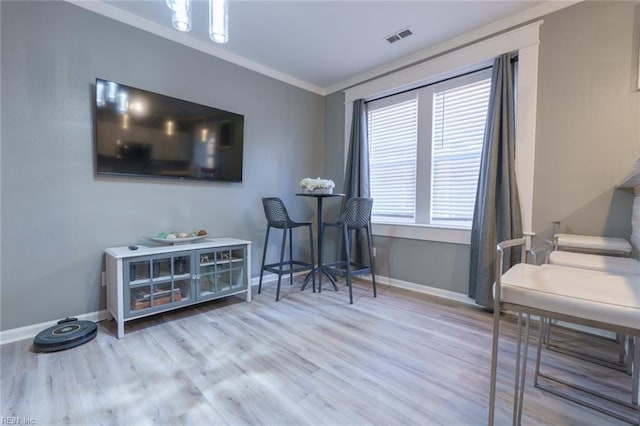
303,187,333,194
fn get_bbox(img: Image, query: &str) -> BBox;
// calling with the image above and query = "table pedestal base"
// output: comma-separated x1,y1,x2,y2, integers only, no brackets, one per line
302,267,339,292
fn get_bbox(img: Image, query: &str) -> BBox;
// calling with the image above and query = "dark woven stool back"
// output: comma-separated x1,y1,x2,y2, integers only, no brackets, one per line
340,198,373,230
262,197,292,228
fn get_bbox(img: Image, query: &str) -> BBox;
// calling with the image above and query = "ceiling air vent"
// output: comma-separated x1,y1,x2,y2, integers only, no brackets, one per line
385,27,413,44
386,34,401,44
398,29,413,39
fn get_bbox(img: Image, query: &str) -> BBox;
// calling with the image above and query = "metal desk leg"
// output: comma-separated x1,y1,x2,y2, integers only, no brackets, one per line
488,306,501,426
513,312,524,425
632,337,639,407
517,314,531,425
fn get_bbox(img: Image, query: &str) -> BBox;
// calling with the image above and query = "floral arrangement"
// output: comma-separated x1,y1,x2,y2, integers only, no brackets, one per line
299,177,335,192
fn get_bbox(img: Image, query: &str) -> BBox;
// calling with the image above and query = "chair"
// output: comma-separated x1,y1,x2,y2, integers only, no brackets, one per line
322,197,376,304
259,197,315,301
488,237,640,425
542,231,638,372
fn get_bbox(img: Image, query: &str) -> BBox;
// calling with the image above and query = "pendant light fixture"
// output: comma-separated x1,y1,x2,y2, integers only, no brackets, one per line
165,0,188,13
172,7,192,32
209,0,229,44
165,0,228,43
167,0,191,32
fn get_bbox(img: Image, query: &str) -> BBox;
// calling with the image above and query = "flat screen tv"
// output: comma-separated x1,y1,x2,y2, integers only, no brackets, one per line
94,78,244,183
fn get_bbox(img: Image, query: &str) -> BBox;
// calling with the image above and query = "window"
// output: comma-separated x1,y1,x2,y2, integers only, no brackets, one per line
367,69,492,228
367,95,418,223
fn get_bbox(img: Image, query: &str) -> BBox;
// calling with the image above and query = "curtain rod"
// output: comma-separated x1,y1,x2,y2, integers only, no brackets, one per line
366,55,518,104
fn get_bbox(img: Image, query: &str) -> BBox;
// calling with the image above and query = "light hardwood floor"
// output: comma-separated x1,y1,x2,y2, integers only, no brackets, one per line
1,278,634,425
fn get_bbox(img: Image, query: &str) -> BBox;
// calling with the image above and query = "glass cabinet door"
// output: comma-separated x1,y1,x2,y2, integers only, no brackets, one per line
222,247,247,292
125,253,194,318
128,258,152,314
172,254,192,307
197,250,219,298
196,246,246,300
129,258,151,283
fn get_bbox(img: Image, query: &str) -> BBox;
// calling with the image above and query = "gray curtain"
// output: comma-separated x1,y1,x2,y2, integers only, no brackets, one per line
341,98,370,262
468,53,523,308
343,99,370,200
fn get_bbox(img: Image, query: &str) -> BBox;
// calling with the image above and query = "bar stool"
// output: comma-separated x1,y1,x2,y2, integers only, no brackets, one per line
488,237,640,425
259,197,315,301
543,232,637,372
322,197,376,304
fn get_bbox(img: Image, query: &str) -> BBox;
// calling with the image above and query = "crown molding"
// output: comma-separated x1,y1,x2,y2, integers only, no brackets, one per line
64,0,326,95
66,0,581,97
324,0,582,95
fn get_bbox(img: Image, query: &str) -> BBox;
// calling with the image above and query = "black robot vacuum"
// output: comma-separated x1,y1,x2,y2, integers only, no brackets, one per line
33,318,97,352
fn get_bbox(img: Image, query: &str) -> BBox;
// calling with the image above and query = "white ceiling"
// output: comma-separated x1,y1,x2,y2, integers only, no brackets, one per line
72,1,574,94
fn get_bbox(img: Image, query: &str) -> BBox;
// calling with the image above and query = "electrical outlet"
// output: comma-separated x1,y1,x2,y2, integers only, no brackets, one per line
101,271,106,287
372,247,377,257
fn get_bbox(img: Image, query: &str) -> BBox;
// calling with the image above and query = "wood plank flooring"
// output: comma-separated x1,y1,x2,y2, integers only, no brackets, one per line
1,278,634,425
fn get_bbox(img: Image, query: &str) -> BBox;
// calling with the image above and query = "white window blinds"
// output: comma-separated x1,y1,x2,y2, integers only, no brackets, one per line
431,78,491,226
367,97,418,223
366,68,491,229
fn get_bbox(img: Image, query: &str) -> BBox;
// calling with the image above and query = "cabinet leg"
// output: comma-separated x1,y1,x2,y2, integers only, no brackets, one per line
117,321,124,339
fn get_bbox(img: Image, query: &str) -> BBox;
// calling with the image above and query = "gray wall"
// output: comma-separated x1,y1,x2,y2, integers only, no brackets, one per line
0,1,324,331
323,1,639,296
3,0,639,331
532,1,639,244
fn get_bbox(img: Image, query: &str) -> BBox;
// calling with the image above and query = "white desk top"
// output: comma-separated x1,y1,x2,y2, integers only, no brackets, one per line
549,250,640,275
555,233,632,254
500,263,640,330
105,237,251,259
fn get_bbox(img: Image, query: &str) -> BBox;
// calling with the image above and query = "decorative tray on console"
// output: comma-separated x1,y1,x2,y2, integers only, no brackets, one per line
148,236,207,245
148,230,209,245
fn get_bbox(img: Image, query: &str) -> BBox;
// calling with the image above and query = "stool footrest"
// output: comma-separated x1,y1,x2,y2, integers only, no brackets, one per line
324,261,372,277
545,341,629,372
535,373,638,424
264,260,313,275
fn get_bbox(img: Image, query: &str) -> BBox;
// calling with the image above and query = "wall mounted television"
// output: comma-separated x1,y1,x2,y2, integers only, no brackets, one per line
94,78,244,183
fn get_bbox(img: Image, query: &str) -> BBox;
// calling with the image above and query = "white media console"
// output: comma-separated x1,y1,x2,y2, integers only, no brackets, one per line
105,237,252,338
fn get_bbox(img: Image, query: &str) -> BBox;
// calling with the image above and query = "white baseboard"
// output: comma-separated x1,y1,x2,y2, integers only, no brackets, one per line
250,271,306,287
358,274,476,306
256,269,475,306
0,272,297,346
0,310,109,345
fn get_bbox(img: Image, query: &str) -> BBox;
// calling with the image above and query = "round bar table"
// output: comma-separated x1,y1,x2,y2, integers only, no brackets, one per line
296,192,345,292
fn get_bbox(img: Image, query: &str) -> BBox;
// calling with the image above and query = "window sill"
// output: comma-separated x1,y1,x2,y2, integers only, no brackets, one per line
372,222,471,245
